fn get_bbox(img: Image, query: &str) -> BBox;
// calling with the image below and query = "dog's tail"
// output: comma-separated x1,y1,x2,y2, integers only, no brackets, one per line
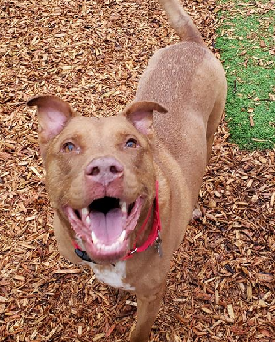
158,0,204,44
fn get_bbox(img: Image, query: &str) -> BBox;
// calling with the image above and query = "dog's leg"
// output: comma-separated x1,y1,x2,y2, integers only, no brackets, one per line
130,284,166,342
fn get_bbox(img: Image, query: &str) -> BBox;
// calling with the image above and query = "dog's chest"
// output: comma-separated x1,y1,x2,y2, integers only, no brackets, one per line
86,261,135,291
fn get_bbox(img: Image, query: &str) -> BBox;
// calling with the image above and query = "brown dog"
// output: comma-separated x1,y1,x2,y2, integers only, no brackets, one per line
27,0,226,341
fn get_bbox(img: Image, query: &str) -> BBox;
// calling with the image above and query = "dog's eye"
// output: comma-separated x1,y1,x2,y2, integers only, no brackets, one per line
125,138,138,148
62,142,76,152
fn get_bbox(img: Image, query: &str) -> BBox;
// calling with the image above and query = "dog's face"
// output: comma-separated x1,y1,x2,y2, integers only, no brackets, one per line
28,96,166,263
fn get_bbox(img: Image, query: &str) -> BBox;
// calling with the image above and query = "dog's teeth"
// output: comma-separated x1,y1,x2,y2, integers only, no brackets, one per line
91,231,98,243
121,201,127,214
86,215,91,225
92,230,126,251
82,208,89,217
119,230,126,242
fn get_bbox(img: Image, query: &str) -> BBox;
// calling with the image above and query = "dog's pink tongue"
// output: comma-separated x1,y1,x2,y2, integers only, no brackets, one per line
90,209,123,245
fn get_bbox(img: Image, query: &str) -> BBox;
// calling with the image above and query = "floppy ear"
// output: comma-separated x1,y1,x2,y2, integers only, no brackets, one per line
27,95,76,159
124,101,167,136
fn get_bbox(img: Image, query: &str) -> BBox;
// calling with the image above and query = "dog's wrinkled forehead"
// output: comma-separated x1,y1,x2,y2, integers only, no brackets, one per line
56,115,149,151
62,115,141,137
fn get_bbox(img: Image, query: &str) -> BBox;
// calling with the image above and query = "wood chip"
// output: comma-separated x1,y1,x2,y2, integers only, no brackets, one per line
227,304,235,320
249,115,255,127
53,269,82,274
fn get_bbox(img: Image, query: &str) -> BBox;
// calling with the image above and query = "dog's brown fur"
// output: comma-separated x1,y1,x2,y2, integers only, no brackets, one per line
27,0,226,341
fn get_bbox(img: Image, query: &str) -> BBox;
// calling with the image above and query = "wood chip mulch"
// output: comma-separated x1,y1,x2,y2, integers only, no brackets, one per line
1,0,274,341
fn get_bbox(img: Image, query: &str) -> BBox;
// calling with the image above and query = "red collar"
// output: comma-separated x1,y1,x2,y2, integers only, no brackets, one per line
122,181,162,259
73,181,162,263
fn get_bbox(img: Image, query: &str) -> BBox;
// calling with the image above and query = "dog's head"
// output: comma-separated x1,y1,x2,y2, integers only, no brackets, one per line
28,96,167,263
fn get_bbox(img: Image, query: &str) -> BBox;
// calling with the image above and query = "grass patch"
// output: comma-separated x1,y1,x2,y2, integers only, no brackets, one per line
216,0,275,150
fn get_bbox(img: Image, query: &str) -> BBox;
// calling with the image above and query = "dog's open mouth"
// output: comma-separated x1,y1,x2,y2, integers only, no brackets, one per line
64,196,143,263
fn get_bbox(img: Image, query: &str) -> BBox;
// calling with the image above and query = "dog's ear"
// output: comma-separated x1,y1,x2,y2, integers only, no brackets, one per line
124,101,167,136
27,95,75,142
27,95,76,159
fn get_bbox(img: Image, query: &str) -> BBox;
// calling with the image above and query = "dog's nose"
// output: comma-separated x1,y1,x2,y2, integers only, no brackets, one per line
85,157,124,185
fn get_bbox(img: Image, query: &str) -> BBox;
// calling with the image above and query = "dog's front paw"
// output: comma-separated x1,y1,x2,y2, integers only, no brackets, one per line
130,329,149,342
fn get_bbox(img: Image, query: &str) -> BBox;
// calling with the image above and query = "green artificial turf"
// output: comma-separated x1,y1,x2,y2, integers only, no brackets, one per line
216,0,275,150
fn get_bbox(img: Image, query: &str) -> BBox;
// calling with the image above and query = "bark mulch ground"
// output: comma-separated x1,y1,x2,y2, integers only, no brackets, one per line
0,0,274,341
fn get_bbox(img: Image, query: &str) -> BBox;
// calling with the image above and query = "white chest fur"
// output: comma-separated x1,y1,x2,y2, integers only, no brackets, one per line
85,261,135,291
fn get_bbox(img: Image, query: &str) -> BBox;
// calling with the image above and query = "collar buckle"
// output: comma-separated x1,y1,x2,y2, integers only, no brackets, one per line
154,232,163,257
